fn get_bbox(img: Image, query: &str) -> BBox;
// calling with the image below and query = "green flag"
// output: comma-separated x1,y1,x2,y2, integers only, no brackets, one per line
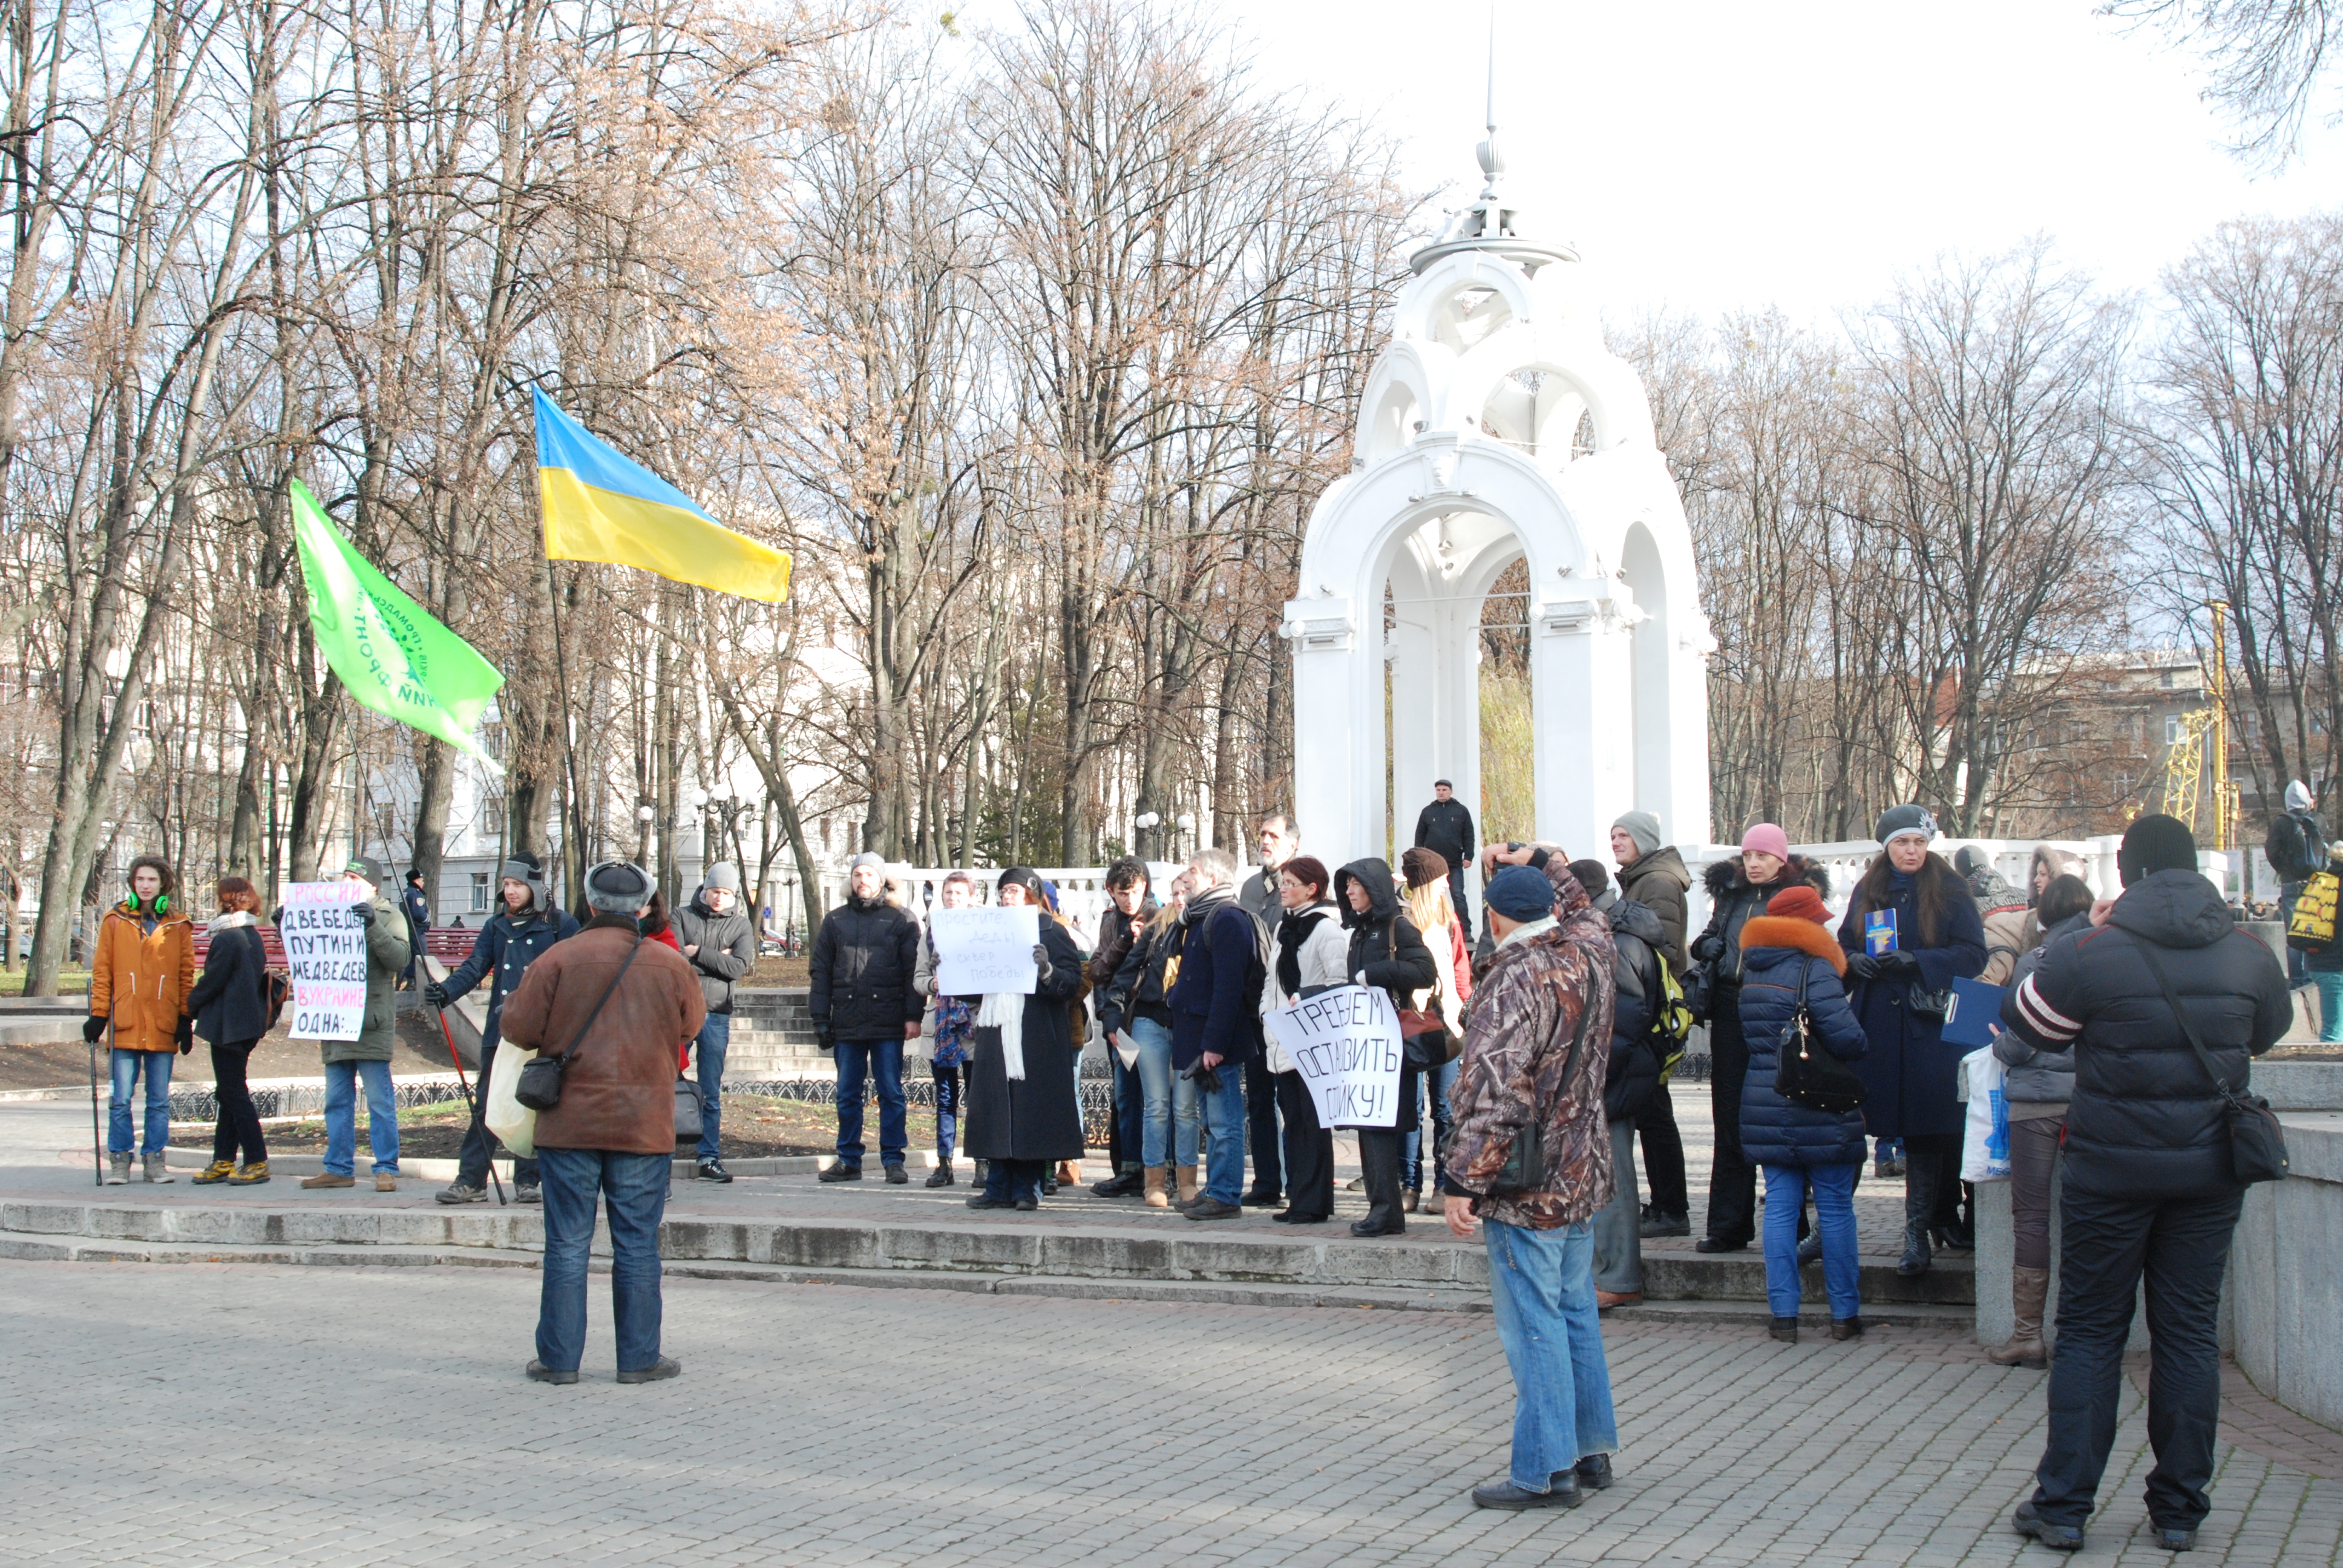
289,477,505,772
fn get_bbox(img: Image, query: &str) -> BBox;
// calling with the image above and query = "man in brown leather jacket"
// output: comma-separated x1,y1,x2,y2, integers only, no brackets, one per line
499,861,705,1386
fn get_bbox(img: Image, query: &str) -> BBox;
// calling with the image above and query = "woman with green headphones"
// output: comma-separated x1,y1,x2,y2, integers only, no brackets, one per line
84,854,196,1184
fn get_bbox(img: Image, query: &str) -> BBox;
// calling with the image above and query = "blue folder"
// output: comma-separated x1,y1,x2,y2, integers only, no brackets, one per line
1941,976,2010,1049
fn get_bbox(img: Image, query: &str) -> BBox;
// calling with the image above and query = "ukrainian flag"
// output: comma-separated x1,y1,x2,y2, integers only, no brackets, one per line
532,387,791,603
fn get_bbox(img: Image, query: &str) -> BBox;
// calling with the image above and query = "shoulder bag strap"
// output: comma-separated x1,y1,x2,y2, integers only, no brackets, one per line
552,932,644,1066
2129,935,2244,1108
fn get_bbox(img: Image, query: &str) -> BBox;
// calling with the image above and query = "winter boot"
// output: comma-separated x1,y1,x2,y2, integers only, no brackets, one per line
1144,1167,1169,1208
105,1152,131,1185
1175,1165,1200,1206
227,1160,270,1185
1990,1265,2052,1368
192,1160,235,1185
924,1162,955,1188
143,1153,174,1184
1897,1147,1939,1278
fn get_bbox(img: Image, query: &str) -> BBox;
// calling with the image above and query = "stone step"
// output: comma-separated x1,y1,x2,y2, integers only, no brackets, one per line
1603,1298,1972,1331
1640,1247,1974,1307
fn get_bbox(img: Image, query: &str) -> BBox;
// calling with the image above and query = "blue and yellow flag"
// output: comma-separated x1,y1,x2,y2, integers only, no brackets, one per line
532,387,791,603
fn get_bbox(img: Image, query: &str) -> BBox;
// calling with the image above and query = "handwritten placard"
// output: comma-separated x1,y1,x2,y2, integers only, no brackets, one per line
280,881,368,1040
928,906,1042,996
1266,984,1403,1129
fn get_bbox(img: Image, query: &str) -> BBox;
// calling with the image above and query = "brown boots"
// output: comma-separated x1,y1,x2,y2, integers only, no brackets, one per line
1175,1165,1200,1206
1143,1168,1169,1208
1989,1265,2051,1368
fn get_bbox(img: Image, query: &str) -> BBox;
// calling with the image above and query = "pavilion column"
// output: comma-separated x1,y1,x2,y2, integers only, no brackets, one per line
1533,587,1637,855
1282,595,1374,861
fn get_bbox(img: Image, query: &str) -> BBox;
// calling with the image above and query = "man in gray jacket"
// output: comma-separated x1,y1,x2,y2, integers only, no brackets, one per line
672,862,757,1181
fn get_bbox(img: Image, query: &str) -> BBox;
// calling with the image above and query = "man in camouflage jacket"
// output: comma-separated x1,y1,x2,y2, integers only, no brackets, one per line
1444,852,1621,1512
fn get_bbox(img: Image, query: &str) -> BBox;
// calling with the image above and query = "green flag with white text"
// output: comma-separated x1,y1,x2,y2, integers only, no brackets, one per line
289,477,505,771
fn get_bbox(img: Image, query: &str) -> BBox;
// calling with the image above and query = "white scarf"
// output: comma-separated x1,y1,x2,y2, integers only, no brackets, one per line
979,990,1024,1081
207,910,256,932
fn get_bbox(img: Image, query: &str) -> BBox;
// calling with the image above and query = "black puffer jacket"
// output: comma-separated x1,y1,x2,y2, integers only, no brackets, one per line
1333,857,1438,1016
1691,855,1833,989
1999,870,2292,1199
1604,897,1667,1122
808,892,923,1042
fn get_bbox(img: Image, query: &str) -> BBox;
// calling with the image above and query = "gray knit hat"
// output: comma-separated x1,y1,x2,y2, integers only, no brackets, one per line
1613,810,1662,857
847,852,886,872
704,861,741,892
1873,805,1938,846
582,860,652,913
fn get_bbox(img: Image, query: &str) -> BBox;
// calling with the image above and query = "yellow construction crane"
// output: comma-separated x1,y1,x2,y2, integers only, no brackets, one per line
2159,601,2239,849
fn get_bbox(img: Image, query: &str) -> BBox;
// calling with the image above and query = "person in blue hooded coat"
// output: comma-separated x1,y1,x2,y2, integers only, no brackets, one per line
1739,883,1871,1343
1835,805,1986,1279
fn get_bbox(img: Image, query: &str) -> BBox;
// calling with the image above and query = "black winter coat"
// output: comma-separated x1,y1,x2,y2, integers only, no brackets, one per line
1836,860,1987,1139
2000,869,2290,1198
964,917,1087,1162
1333,857,1438,1132
186,919,271,1045
1691,856,1833,991
441,903,581,1053
1604,897,1668,1123
1167,890,1265,1070
1412,799,1475,866
808,894,923,1041
2266,808,2327,884
1737,916,1870,1167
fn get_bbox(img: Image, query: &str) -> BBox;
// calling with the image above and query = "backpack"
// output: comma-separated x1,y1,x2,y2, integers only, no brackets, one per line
1645,958,1695,1083
2288,869,2341,952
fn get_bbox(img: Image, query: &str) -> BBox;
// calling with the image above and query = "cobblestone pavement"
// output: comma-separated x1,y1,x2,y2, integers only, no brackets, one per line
1,1259,2333,1567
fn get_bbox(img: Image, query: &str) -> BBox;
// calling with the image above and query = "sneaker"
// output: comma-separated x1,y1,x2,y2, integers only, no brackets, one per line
818,1162,862,1183
515,1184,542,1205
226,1160,269,1185
375,1171,398,1192
925,1165,956,1188
2011,1500,2085,1552
1471,1477,1582,1511
104,1153,131,1185
697,1158,733,1184
2154,1526,2197,1552
142,1154,174,1184
883,1164,908,1184
1185,1197,1242,1221
191,1160,235,1185
615,1356,681,1385
436,1182,488,1205
300,1172,355,1189
524,1359,578,1385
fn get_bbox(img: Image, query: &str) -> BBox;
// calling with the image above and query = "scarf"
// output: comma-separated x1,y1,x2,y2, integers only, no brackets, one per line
1185,881,1278,1001
1276,903,1334,996
207,910,256,932
978,990,1024,1080
1498,913,1558,950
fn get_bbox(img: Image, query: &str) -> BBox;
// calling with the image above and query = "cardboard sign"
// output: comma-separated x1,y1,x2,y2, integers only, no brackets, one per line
280,881,369,1040
929,905,1042,996
1266,984,1404,1129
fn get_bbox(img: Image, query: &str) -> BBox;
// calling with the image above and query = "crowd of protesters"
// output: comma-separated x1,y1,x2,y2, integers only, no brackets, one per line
67,780,2299,1535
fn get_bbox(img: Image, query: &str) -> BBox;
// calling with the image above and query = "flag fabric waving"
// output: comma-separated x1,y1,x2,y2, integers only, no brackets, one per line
532,387,791,602
289,478,506,771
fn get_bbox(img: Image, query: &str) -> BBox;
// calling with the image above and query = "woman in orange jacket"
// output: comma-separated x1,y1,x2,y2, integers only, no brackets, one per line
85,855,196,1184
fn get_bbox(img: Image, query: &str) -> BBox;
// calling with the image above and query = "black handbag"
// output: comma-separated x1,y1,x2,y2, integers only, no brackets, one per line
1489,995,1595,1197
515,934,643,1112
672,1076,707,1142
1775,958,1867,1115
1680,963,1715,1025
2132,937,2291,1184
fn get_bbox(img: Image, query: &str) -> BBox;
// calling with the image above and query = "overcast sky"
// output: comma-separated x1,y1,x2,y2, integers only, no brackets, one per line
952,0,2341,324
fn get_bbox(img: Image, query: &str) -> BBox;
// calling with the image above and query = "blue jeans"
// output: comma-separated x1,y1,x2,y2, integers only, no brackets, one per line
2315,971,2343,1043
1763,1162,1862,1319
1129,1017,1196,1168
693,1013,730,1161
932,1061,963,1161
1198,1061,1247,1204
323,1059,399,1175
981,1157,1045,1203
1403,1057,1459,1192
535,1147,669,1374
1483,1219,1619,1491
835,1037,906,1168
107,1049,172,1156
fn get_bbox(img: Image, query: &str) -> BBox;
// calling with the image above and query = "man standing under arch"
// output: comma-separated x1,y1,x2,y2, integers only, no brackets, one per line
1415,782,1476,927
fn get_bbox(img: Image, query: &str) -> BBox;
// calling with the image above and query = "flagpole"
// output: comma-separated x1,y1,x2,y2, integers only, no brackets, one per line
545,559,591,904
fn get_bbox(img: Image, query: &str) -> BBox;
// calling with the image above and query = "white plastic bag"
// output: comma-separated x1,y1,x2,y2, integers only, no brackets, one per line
1959,1046,2011,1183
485,1043,537,1158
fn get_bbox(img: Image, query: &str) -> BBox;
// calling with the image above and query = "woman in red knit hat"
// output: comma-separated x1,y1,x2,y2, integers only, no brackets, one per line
1734,883,1872,1343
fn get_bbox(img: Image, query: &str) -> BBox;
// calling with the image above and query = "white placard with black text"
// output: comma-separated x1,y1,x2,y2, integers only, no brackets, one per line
280,881,367,1041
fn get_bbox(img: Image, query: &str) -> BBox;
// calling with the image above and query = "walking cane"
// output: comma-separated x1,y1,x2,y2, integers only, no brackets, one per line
87,1017,106,1188
433,1001,506,1206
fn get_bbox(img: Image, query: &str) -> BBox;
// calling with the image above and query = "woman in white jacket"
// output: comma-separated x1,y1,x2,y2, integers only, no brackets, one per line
1265,855,1348,1224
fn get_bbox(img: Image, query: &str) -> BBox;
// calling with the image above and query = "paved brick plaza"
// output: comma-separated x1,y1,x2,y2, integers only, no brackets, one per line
0,1258,2335,1567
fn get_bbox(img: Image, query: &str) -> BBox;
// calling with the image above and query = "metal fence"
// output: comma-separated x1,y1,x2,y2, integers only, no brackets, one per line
733,1066,1118,1148
166,1076,473,1125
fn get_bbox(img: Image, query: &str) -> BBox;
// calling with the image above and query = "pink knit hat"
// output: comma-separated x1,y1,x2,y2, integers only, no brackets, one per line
1740,823,1791,861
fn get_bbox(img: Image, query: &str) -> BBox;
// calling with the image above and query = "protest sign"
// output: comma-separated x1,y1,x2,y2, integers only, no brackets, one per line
929,905,1042,995
1265,984,1404,1128
280,881,369,1040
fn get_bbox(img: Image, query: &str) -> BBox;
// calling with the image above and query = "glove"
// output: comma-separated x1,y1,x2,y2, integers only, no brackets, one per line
350,901,373,926
1031,942,1052,982
1690,933,1723,963
175,1020,194,1054
1878,949,1921,977
269,905,284,929
1843,953,1881,982
815,1027,834,1054
424,981,451,1009
82,1014,106,1044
